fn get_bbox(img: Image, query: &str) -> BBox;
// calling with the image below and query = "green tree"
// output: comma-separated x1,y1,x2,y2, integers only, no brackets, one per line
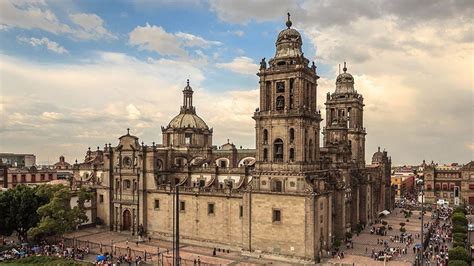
448,260,469,266
28,187,92,240
452,213,468,226
448,247,471,263
0,185,49,241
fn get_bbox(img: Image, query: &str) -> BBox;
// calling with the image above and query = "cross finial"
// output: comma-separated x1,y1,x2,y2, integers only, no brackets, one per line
187,79,189,86
127,128,130,135
227,138,229,143
343,61,347,73
286,12,292,28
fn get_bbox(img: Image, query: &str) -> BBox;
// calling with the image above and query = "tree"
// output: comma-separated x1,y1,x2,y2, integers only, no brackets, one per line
28,187,92,240
448,247,471,263
452,213,468,226
0,185,49,241
448,260,469,266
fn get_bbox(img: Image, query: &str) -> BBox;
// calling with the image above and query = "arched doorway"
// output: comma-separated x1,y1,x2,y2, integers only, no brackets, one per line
122,209,132,231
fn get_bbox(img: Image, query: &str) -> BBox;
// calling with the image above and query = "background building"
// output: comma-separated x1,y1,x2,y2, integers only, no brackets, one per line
0,153,36,168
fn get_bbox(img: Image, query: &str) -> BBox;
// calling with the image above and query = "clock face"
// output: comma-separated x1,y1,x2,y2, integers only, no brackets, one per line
123,156,132,167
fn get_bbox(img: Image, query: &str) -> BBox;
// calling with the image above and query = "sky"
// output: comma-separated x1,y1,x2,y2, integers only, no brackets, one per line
0,0,472,166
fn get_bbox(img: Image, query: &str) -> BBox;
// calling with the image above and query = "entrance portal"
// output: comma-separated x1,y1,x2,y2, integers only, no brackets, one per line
122,209,132,231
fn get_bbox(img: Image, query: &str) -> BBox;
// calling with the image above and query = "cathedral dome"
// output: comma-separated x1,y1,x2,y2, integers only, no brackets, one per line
372,147,385,164
168,113,209,130
167,80,209,130
274,13,303,59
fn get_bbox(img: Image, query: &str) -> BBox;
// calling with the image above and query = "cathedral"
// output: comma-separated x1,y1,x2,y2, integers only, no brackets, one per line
74,15,393,262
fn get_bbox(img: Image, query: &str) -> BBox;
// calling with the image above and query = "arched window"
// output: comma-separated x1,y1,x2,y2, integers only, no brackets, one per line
289,128,295,143
276,96,285,110
272,179,283,192
289,148,295,162
309,139,313,161
263,148,268,162
263,129,268,144
274,139,284,162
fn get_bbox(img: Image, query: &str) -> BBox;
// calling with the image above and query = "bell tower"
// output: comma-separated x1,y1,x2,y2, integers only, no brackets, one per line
253,13,321,172
324,62,366,167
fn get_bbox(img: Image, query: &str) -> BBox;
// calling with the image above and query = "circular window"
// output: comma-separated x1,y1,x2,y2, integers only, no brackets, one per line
123,157,132,167
261,181,267,186
290,181,296,187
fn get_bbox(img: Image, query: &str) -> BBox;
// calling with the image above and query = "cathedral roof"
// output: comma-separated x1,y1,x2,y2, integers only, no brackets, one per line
168,112,209,130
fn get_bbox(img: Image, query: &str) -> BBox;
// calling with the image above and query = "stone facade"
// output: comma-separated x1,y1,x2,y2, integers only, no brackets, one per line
423,161,474,206
74,15,393,262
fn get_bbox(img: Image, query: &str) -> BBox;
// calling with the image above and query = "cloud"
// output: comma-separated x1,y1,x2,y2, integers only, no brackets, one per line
69,13,117,40
215,56,258,75
175,32,222,48
0,0,71,34
129,23,222,58
18,36,68,54
0,1,115,41
0,53,257,163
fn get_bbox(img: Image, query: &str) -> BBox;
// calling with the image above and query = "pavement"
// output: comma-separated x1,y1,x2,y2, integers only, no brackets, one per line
64,228,283,265
327,207,424,266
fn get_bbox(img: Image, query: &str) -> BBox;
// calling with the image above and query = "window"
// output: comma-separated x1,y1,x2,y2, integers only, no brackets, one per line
49,173,53,180
239,205,243,218
276,81,285,93
263,148,268,162
320,215,323,223
180,201,185,212
276,96,285,110
263,129,268,144
426,184,432,190
442,184,448,190
272,180,283,192
289,78,294,93
289,148,295,162
450,184,455,190
154,199,160,210
207,203,215,215
185,133,192,144
199,180,205,187
31,174,36,182
12,175,17,183
469,184,474,190
219,160,227,168
290,181,295,187
320,202,324,210
272,209,281,223
21,175,26,182
125,180,131,189
435,184,441,190
289,128,295,143
40,174,45,181
99,194,104,203
274,139,284,162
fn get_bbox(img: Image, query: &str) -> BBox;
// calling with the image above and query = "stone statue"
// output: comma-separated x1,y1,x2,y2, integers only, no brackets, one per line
260,57,266,70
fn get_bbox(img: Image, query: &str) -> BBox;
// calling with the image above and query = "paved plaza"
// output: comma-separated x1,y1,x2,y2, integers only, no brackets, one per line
64,228,284,265
327,207,425,266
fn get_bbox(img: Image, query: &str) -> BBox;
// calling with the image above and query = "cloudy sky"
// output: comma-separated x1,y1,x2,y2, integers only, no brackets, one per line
0,0,472,165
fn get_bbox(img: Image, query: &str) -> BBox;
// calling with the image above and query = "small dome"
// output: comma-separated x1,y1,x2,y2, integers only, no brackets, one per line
335,62,355,94
372,147,384,163
168,113,209,130
274,14,303,59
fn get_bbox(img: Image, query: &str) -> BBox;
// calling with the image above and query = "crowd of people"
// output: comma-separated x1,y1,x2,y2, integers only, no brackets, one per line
0,240,90,262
